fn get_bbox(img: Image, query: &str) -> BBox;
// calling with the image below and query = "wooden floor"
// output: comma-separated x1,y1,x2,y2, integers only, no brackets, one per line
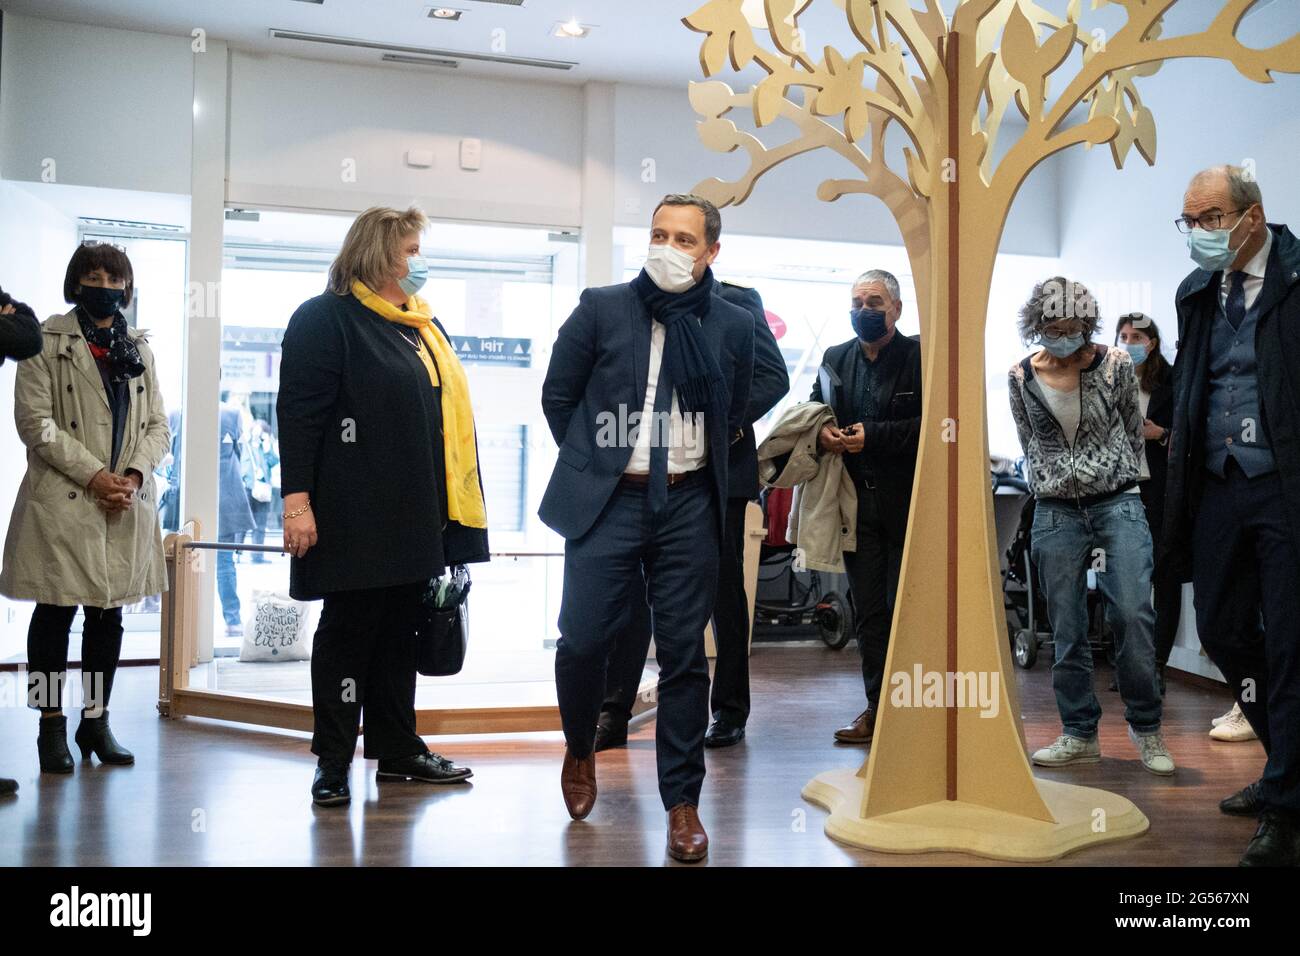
0,644,1265,866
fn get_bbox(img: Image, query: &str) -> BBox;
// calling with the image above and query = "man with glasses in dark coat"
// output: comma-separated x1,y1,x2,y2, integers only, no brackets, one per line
1164,165,1300,866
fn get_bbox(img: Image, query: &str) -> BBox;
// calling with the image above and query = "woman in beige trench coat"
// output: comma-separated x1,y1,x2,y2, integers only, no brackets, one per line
0,243,170,775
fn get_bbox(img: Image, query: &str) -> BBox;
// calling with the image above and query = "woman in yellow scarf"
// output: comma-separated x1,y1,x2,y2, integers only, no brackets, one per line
278,206,489,807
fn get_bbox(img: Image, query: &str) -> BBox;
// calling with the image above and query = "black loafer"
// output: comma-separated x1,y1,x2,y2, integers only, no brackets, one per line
704,720,745,748
0,777,17,796
1239,811,1300,867
311,762,351,807
376,751,472,784
1221,779,1264,817
594,713,628,753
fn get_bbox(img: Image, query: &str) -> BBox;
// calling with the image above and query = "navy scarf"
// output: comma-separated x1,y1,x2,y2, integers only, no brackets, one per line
629,267,721,416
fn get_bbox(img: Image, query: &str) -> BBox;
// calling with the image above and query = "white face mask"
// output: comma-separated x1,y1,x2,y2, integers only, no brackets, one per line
644,243,700,293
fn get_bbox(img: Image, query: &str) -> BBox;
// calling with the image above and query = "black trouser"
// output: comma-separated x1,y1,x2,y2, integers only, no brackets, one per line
26,604,124,715
310,581,428,765
600,496,750,727
556,473,718,810
1192,458,1300,815
1139,482,1182,669
841,483,903,712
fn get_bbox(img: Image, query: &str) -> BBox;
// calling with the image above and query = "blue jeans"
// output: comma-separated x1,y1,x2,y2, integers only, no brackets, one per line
1031,493,1161,738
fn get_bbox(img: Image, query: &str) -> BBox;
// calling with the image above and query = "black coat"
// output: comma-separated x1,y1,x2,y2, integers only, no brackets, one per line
716,280,790,500
1137,375,1173,534
277,291,488,601
0,291,41,365
810,332,922,542
538,281,755,541
1163,223,1300,581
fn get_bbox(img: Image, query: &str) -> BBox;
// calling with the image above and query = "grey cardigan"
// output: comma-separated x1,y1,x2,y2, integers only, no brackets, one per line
1008,344,1144,503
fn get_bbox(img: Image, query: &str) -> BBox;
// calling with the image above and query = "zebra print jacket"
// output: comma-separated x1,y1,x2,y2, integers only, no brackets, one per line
1008,344,1145,503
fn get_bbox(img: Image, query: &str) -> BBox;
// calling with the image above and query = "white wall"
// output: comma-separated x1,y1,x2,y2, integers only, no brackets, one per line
0,13,192,193
226,51,586,228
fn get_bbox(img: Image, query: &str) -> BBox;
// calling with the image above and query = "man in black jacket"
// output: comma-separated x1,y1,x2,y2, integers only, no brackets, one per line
594,279,789,751
810,270,921,746
0,284,43,797
1164,165,1300,866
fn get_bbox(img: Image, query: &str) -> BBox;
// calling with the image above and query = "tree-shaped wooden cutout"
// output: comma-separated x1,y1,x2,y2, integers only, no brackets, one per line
685,0,1300,860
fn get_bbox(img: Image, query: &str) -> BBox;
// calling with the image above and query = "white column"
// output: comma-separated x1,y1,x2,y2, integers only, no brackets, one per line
580,82,617,288
183,39,228,662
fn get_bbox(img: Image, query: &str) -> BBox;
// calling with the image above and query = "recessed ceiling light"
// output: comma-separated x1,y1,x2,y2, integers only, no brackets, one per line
553,19,592,39
428,7,464,19
290,0,325,5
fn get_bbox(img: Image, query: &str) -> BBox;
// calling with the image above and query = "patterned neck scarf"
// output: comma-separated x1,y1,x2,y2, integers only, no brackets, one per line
76,307,145,383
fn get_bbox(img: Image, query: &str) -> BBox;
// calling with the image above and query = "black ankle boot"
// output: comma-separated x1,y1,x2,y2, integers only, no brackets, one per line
74,712,135,765
37,715,74,774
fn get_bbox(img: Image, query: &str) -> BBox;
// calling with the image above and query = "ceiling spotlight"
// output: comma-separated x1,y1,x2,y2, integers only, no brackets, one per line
428,7,463,19
553,19,591,39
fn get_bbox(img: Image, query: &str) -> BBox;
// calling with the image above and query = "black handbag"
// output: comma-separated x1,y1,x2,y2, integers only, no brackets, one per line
415,566,471,677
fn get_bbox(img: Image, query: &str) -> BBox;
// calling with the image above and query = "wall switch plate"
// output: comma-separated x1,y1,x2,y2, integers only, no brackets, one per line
459,138,482,171
405,148,434,168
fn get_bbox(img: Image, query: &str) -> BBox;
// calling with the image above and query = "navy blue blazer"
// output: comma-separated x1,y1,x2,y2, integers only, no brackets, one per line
717,281,790,500
539,282,755,541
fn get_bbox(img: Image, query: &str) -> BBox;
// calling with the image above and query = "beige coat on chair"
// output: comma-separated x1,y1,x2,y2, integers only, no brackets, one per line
756,401,857,573
0,310,171,608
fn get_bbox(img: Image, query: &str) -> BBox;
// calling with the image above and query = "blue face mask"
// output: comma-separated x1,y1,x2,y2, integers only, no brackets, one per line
851,307,889,343
397,256,428,296
1042,333,1085,358
1123,342,1149,366
1186,210,1249,272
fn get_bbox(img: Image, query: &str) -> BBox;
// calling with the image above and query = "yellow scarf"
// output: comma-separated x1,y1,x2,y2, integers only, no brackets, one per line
352,279,488,529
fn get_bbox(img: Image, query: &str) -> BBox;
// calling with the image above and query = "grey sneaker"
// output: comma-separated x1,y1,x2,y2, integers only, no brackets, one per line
1031,734,1101,767
1129,726,1176,775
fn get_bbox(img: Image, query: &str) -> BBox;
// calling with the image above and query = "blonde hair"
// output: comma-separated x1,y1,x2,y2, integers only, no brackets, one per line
327,206,429,295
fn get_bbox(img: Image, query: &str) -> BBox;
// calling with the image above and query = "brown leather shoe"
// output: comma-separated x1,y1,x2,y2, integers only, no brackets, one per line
667,803,709,862
560,748,597,820
834,709,875,744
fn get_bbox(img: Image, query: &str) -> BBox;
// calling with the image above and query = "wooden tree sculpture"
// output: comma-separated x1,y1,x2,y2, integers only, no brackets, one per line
685,0,1300,860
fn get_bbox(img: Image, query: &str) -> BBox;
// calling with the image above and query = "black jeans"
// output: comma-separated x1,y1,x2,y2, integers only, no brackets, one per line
600,496,751,727
841,483,903,712
27,604,124,715
1192,459,1300,815
1139,482,1182,669
556,474,718,810
310,581,429,765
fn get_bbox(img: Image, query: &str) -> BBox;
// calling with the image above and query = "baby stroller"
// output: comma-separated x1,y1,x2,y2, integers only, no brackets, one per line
1002,487,1117,670
752,486,856,649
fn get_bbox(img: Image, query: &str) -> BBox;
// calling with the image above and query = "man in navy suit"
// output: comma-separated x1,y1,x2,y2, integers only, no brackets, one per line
539,194,754,862
594,280,789,751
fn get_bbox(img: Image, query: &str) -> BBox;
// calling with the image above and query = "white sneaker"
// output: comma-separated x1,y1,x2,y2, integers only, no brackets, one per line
1031,734,1101,767
1129,726,1176,775
1209,705,1258,742
1211,701,1241,727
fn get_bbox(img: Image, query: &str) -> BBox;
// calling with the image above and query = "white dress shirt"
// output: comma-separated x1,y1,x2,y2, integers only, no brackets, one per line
624,319,708,475
1219,227,1272,310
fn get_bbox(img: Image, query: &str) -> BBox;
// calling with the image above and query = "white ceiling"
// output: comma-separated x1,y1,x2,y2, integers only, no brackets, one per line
0,0,1289,89
0,0,747,87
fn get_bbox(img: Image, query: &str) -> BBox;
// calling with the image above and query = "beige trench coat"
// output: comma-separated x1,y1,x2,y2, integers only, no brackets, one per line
756,401,857,573
0,310,170,607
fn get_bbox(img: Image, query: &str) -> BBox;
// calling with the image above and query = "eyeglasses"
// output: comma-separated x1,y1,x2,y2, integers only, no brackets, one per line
1040,325,1086,341
1174,208,1248,234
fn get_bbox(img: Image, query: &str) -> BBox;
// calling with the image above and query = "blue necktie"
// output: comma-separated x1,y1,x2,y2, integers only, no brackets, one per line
1225,271,1246,331
647,335,674,517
